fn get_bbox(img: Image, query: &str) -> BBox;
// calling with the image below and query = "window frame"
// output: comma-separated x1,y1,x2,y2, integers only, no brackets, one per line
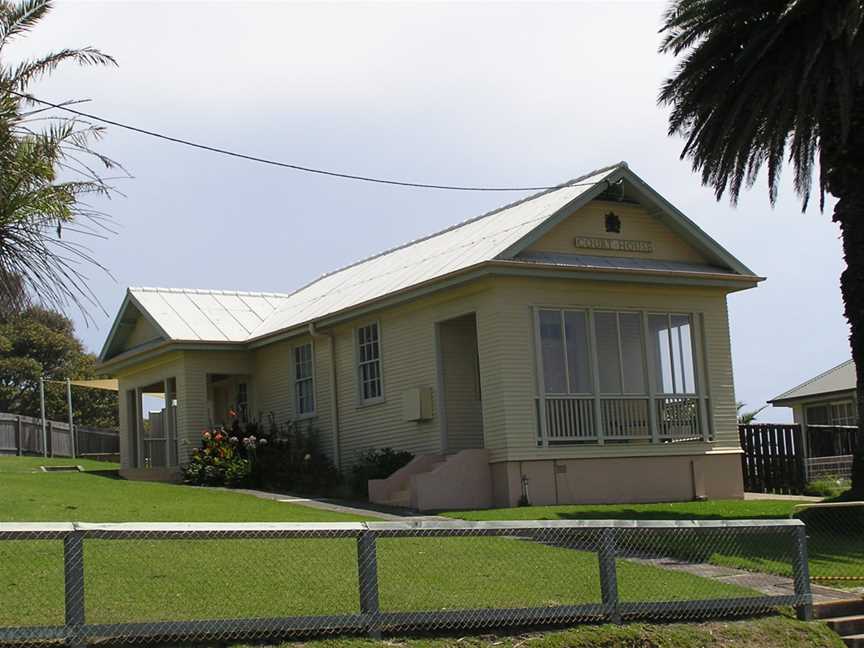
293,341,316,419
645,312,699,397
533,305,709,445
355,320,385,406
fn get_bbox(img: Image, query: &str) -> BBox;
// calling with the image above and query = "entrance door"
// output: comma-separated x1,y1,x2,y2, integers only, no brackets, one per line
438,313,484,452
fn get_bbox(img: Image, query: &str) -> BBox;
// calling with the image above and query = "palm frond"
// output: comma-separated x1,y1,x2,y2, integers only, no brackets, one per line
658,0,864,210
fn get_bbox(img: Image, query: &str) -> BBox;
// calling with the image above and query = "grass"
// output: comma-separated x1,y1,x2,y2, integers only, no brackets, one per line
441,499,808,522
443,500,864,586
237,613,845,647
0,457,758,630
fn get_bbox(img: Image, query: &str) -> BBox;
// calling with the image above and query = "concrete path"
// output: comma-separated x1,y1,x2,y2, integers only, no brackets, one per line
630,556,855,604
744,492,824,502
230,487,445,520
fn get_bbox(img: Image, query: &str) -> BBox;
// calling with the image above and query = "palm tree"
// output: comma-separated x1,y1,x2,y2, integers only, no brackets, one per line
658,1,864,440
0,0,119,319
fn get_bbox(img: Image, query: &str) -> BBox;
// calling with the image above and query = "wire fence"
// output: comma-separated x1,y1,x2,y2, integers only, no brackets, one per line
0,519,812,646
793,501,864,590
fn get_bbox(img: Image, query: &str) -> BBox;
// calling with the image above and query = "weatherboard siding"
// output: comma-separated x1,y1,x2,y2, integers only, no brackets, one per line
323,283,493,471
251,335,336,461
526,200,710,264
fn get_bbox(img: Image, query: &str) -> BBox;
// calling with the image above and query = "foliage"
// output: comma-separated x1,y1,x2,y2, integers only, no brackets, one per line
736,401,766,425
0,304,117,426
803,477,851,499
349,447,414,497
182,428,253,488
658,0,864,461
252,419,339,494
0,0,123,318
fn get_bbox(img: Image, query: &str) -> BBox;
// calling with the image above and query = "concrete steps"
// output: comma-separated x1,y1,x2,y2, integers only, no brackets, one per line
814,599,864,647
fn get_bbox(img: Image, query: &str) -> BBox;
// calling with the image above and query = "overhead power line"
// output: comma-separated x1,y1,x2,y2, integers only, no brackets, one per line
13,91,591,192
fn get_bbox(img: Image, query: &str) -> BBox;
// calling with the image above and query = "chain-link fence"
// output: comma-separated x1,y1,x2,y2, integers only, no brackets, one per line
793,501,864,591
0,519,812,646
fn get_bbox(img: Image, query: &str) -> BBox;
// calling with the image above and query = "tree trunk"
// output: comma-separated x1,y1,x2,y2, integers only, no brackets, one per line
832,169,864,491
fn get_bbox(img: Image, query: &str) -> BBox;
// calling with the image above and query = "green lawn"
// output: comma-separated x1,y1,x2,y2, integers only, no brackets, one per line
0,457,758,630
441,499,807,521
443,500,864,586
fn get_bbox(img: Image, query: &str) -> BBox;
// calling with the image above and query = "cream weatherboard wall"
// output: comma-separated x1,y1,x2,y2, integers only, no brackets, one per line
526,200,710,263
323,281,496,472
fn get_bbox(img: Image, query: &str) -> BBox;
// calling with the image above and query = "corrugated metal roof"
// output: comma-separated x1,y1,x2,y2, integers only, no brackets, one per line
129,287,294,342
770,360,856,404
246,164,623,338
104,161,759,357
513,251,735,275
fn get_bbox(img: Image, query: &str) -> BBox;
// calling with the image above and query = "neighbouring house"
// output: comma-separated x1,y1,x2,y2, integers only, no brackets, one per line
98,162,762,509
769,360,861,479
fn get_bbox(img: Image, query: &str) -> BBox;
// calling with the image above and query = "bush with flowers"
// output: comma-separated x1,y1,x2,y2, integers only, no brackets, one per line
182,427,256,487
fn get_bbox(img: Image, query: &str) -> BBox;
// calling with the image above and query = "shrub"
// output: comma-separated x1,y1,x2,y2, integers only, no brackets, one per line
252,421,339,494
183,429,252,488
350,447,414,497
803,477,850,498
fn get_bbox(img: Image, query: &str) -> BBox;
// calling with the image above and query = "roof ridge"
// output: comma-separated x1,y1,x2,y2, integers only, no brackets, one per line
771,358,855,401
277,161,627,301
130,286,294,299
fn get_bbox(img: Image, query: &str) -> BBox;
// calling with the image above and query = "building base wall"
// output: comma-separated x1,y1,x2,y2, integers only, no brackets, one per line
490,453,743,508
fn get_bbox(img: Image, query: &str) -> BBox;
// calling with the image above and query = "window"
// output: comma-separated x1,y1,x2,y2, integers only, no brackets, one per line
647,314,696,394
593,311,646,395
294,343,315,416
806,401,857,427
539,309,591,394
357,322,383,402
832,401,857,426
235,382,248,422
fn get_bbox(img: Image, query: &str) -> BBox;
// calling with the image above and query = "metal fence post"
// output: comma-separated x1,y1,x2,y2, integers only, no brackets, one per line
791,525,813,621
64,530,86,647
597,527,621,624
357,529,381,638
14,416,21,456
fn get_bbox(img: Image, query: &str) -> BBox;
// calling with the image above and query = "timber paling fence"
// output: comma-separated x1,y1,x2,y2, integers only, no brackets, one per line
738,424,806,494
0,519,813,647
0,413,118,459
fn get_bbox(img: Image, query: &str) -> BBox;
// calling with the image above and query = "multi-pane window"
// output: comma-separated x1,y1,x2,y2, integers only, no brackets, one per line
594,311,646,395
357,322,383,402
294,343,315,416
538,309,697,397
539,309,591,394
647,313,696,395
806,401,857,427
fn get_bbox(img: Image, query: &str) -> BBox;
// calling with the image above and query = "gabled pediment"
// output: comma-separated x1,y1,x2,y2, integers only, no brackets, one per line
99,291,167,361
500,166,755,277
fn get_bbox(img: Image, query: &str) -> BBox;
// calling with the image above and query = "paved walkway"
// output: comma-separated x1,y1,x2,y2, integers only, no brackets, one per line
630,556,855,604
230,488,445,520
744,492,824,502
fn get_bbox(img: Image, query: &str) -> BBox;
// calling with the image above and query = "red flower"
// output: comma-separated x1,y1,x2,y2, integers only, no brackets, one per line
214,434,224,442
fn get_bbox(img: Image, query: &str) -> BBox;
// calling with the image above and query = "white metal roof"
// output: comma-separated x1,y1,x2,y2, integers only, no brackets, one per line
770,359,857,404
102,161,760,360
248,164,622,338
130,287,294,342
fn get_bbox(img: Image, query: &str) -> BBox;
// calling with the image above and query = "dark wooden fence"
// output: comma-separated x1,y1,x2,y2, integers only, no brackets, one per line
738,424,806,495
0,412,118,460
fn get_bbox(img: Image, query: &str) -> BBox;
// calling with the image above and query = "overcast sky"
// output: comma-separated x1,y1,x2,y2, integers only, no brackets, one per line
17,0,850,421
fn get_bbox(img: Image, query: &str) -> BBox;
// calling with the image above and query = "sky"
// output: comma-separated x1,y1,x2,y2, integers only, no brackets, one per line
15,0,851,422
